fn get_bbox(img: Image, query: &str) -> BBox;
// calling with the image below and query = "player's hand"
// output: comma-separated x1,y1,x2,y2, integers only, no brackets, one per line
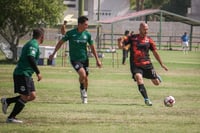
49,54,54,60
117,37,122,42
96,59,102,68
161,64,168,71
37,73,42,81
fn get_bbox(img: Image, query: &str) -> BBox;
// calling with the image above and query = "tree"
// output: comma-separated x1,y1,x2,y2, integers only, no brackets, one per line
161,0,191,16
145,0,170,9
0,0,65,61
130,0,170,10
130,0,136,10
135,0,145,11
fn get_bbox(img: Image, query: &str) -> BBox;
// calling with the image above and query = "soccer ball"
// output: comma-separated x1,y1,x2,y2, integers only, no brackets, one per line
164,96,175,107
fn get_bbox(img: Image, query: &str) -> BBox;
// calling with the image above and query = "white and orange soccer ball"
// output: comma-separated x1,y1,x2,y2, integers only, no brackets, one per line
164,96,175,107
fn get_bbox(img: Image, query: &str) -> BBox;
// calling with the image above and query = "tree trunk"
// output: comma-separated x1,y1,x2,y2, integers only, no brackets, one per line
140,0,144,10
10,43,18,62
136,0,140,11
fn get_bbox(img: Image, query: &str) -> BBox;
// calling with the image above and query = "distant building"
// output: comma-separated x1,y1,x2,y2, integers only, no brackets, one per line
63,0,131,24
187,0,200,21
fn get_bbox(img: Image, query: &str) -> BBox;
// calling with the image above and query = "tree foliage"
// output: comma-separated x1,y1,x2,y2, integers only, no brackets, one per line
130,0,170,10
130,0,190,14
161,0,191,16
0,0,65,61
144,0,170,9
129,0,190,21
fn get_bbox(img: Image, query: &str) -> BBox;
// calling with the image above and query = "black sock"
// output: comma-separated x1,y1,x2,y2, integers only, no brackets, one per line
138,84,148,99
80,83,84,90
6,96,20,106
8,98,26,119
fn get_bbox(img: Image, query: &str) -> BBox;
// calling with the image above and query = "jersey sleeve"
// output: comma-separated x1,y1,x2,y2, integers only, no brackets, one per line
61,31,69,42
149,37,157,51
87,32,94,45
27,44,39,58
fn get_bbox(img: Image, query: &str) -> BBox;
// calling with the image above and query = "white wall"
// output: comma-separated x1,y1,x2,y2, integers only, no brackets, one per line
87,0,130,21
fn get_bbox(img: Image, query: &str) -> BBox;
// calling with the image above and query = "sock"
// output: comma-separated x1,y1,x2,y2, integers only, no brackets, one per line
6,96,20,106
80,83,84,90
138,84,148,99
8,98,26,119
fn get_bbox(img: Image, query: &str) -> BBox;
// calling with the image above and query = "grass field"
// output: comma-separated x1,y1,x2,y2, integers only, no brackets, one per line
0,50,200,133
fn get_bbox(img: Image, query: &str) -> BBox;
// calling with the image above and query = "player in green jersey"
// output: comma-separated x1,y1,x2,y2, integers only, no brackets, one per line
49,16,102,104
1,28,44,123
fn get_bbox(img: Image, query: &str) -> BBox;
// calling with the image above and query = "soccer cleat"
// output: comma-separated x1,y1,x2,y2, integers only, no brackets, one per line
157,75,162,83
145,99,152,106
83,97,88,104
6,118,23,123
80,89,88,104
1,98,8,114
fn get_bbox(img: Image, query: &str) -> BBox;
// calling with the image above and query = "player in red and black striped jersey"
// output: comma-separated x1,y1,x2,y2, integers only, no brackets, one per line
118,22,168,106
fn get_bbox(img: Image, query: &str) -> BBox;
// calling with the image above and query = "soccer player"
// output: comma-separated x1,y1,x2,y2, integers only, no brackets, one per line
118,22,168,106
181,32,189,54
61,20,67,36
1,28,44,123
121,30,130,65
49,16,102,104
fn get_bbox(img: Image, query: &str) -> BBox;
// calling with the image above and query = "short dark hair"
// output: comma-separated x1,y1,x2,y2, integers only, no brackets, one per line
33,28,44,39
78,16,88,24
124,30,129,36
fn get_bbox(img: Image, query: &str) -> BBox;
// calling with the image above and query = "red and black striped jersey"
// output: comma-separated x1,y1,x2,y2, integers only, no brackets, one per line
129,34,156,67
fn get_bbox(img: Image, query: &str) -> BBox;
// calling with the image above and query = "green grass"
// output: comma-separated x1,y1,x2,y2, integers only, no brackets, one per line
0,50,200,133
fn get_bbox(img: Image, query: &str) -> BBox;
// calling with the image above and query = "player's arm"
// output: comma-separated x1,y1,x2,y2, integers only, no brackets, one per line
89,44,102,68
49,40,65,60
61,25,66,35
123,44,131,50
117,37,124,49
152,50,168,71
28,56,42,81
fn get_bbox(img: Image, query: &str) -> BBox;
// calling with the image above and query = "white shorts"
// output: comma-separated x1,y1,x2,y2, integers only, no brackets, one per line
182,42,189,47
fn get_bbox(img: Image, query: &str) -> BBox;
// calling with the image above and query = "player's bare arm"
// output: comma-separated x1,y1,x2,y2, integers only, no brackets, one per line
49,40,65,60
152,50,168,71
90,44,102,68
117,37,124,49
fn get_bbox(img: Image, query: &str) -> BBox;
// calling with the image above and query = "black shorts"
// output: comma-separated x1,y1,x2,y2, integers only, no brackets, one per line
70,60,89,75
14,75,35,95
130,63,158,81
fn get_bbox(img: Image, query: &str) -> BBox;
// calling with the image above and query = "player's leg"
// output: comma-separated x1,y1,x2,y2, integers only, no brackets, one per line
150,70,162,86
78,68,88,104
1,75,23,115
71,61,88,103
135,73,152,106
85,76,88,91
82,60,89,91
134,73,149,100
78,67,87,90
124,50,128,64
6,76,36,123
122,49,126,65
185,42,189,54
183,42,187,54
1,96,20,114
151,78,160,86
131,66,152,106
7,96,26,123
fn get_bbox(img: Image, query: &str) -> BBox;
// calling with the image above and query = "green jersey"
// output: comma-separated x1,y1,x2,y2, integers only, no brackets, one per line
62,28,94,61
14,39,40,77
